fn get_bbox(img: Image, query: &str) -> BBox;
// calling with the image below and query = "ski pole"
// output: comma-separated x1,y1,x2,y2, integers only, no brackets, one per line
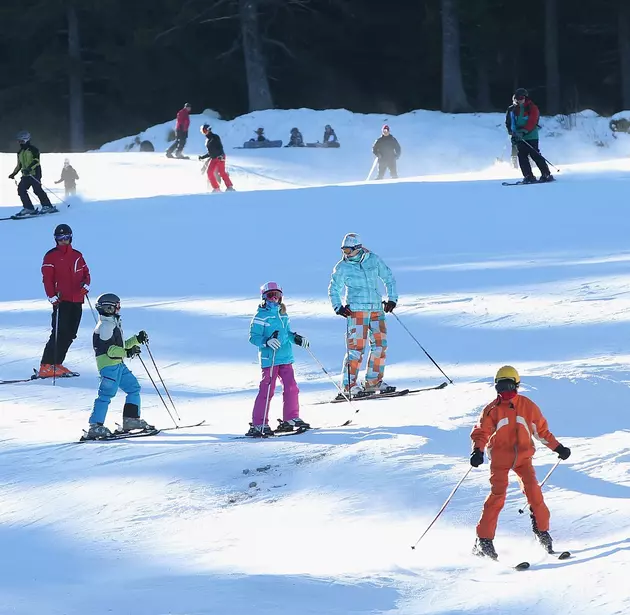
366,157,378,181
32,176,71,207
52,304,60,386
411,466,472,550
517,459,561,514
86,295,98,324
137,354,178,428
346,316,352,401
145,340,181,422
517,138,560,173
392,312,453,385
306,346,361,417
261,331,278,434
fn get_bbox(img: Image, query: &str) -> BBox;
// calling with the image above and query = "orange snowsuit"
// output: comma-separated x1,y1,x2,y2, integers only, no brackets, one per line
471,394,560,539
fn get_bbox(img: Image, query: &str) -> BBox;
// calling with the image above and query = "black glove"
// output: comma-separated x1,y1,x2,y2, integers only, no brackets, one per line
126,346,141,358
554,444,571,460
293,333,310,349
383,300,396,313
8,173,16,180
335,305,352,318
470,448,484,467
198,155,204,161
136,330,149,344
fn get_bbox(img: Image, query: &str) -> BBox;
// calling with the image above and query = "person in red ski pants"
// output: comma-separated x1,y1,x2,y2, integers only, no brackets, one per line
198,124,234,193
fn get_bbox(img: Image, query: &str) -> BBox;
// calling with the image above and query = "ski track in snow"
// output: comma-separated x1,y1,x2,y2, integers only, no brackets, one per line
1,108,630,614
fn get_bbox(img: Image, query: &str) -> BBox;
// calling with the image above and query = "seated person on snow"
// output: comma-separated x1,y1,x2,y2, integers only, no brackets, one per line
323,124,338,144
250,127,269,143
286,128,304,147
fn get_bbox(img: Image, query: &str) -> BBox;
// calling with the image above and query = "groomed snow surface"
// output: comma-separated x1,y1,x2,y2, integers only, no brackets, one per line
1,108,629,614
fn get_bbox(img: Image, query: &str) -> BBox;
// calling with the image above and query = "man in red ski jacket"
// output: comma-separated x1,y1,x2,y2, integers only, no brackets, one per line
39,223,90,378
166,103,192,159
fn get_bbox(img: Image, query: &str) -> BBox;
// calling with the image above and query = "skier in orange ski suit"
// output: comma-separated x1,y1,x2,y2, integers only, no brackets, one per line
469,366,571,558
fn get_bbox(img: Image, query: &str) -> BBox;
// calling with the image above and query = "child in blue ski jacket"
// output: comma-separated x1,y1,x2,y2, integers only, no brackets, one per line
246,281,310,437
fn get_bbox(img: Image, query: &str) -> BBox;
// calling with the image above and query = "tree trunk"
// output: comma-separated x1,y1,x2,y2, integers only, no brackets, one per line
475,53,493,111
239,0,273,111
67,1,85,152
620,0,630,109
440,0,471,113
544,0,560,115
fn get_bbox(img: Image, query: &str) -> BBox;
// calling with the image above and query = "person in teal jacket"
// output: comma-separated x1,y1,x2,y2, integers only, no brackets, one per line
84,293,154,440
508,88,553,183
246,282,311,437
328,233,398,399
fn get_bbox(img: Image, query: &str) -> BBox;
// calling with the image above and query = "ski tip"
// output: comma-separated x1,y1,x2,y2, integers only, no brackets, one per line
514,561,530,571
438,381,448,389
558,551,571,560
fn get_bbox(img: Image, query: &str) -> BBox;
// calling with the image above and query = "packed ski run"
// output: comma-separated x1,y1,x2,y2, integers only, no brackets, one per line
1,104,630,614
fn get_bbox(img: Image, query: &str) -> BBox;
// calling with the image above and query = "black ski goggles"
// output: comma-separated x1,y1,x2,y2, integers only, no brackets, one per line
495,379,518,393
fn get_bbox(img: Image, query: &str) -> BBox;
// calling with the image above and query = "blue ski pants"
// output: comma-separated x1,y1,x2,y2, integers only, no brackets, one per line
89,363,141,424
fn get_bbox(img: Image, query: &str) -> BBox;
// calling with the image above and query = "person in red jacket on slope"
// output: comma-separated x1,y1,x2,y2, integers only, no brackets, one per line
39,224,91,378
166,102,191,159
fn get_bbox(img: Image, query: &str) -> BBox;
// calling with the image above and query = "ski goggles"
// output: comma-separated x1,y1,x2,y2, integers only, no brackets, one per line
342,246,361,254
55,233,72,241
264,290,283,300
495,379,518,393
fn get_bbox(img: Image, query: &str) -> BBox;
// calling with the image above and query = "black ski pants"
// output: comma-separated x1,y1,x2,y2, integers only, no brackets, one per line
377,156,398,179
18,176,52,210
167,130,188,156
517,139,550,179
41,301,83,366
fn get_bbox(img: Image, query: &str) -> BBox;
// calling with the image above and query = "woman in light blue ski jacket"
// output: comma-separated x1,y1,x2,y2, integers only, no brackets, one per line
327,233,398,395
246,282,310,437
328,248,398,312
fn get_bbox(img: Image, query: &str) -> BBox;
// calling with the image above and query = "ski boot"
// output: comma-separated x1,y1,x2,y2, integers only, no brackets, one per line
531,511,554,552
364,380,396,395
225,186,236,192
275,418,311,433
521,175,537,184
538,173,555,183
121,417,155,432
37,364,57,378
334,384,365,401
53,364,73,376
245,423,274,438
14,207,37,218
211,188,221,193
84,423,113,440
473,537,498,560
41,204,57,214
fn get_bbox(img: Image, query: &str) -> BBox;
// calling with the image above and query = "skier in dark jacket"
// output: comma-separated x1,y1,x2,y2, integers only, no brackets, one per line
372,125,401,179
507,88,553,183
54,159,79,197
198,124,235,193
8,130,54,217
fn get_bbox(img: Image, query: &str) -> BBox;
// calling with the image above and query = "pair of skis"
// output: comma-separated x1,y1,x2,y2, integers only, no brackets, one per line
501,548,571,571
0,206,59,221
314,381,448,405
78,420,206,442
0,369,80,385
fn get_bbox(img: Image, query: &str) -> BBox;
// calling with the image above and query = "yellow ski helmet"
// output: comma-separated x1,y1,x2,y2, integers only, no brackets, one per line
495,365,520,385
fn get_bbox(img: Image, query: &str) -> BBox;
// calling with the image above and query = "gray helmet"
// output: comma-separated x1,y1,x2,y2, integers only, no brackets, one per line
514,88,528,99
16,130,31,143
95,293,121,316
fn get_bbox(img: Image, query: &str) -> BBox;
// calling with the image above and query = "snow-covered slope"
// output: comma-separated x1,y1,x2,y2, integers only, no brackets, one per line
0,109,629,615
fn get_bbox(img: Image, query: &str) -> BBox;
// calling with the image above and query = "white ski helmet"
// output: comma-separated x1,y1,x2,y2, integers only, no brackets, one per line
341,233,362,250
260,281,282,298
16,130,31,143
